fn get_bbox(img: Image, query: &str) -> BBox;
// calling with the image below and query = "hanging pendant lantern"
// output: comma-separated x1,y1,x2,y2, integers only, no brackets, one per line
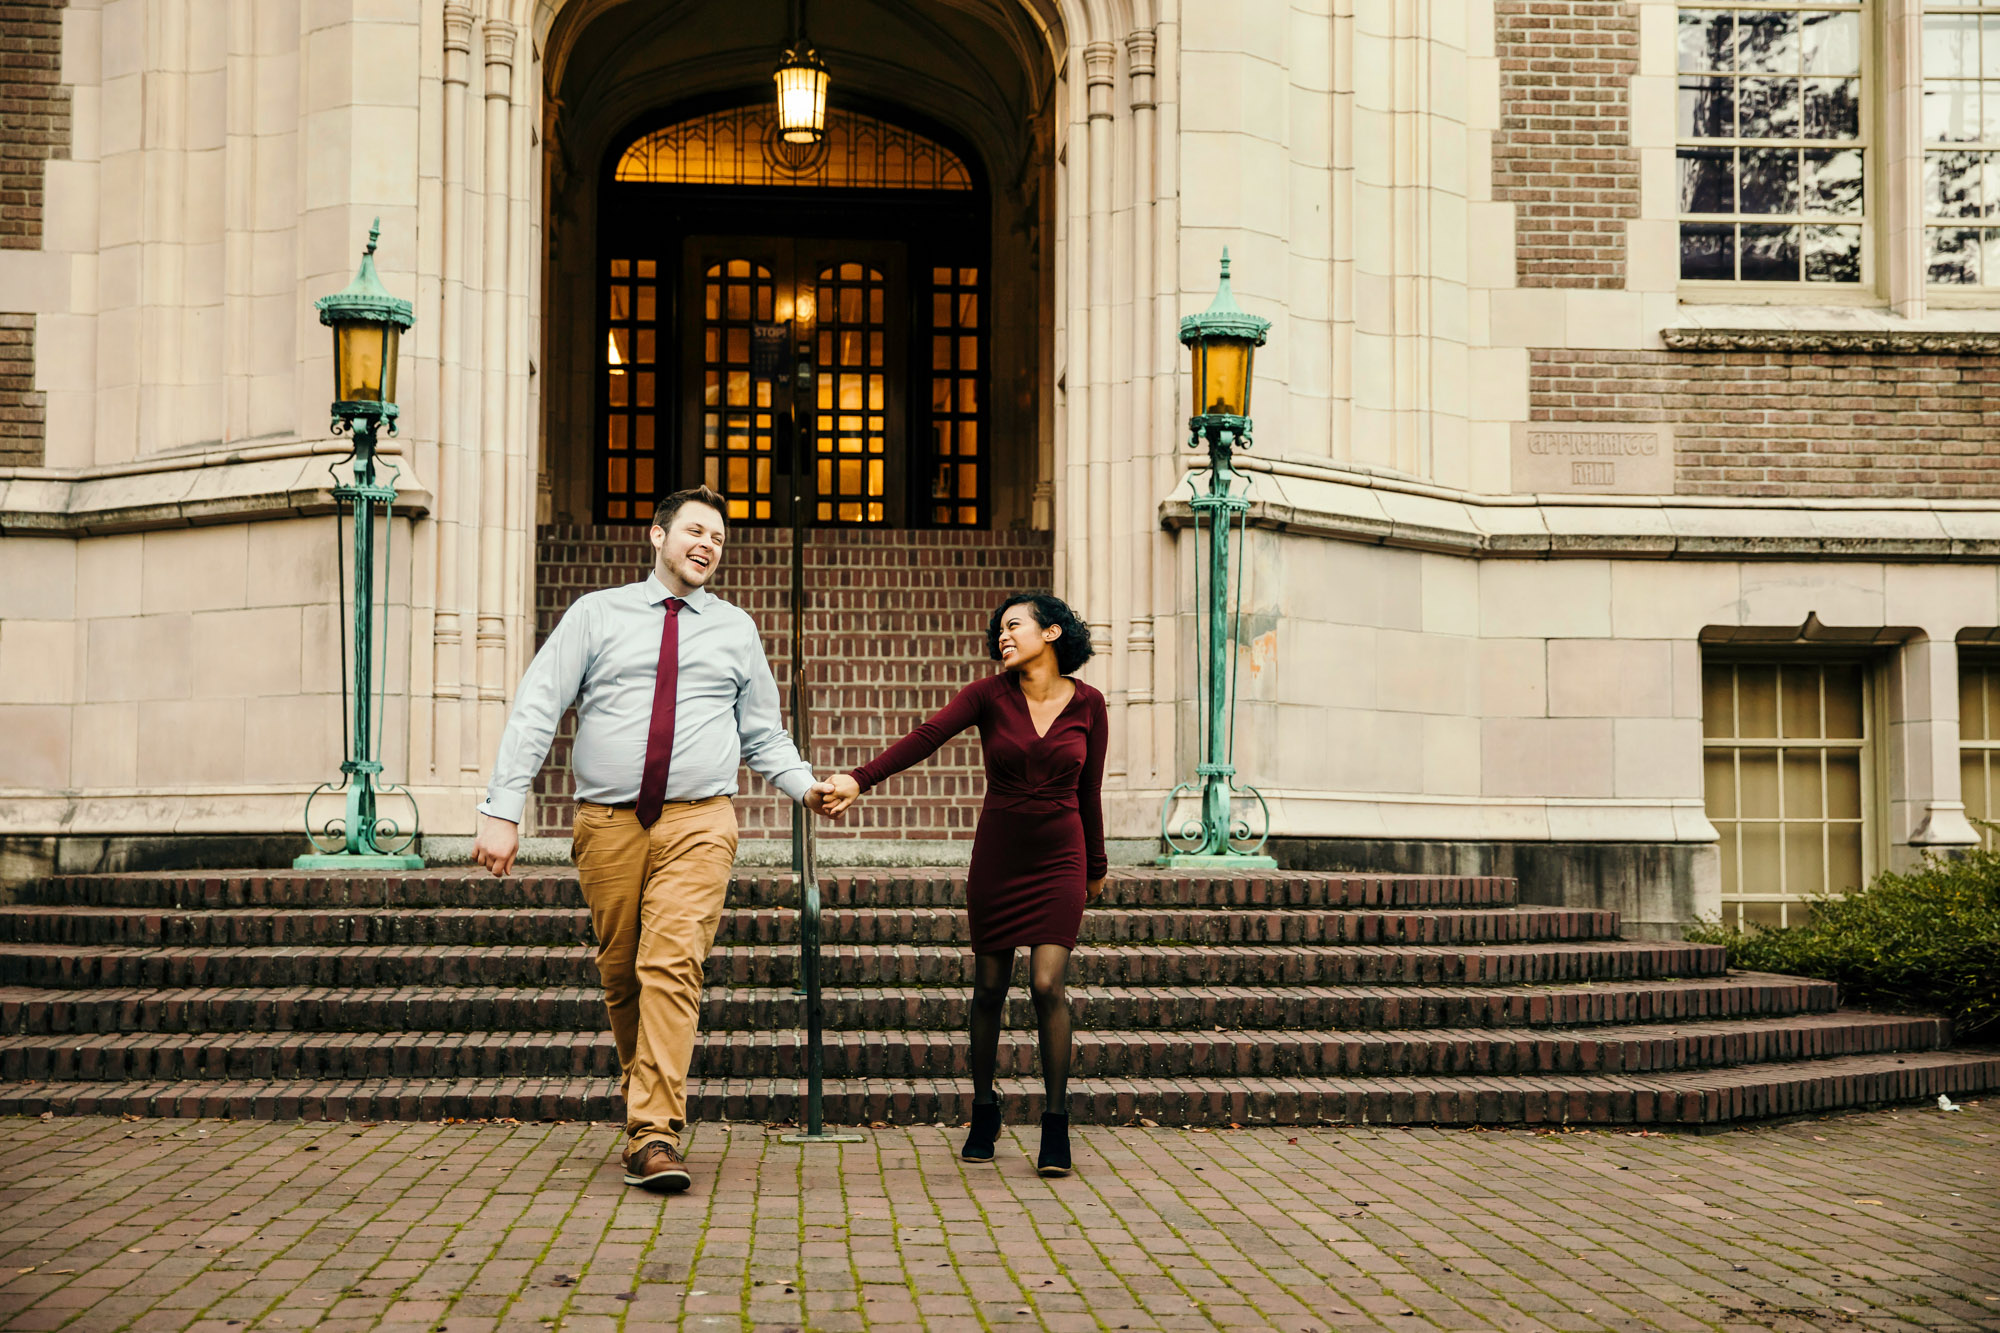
773,0,829,144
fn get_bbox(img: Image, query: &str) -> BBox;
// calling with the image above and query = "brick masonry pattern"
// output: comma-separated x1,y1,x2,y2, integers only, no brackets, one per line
0,0,68,253
4,866,1997,1129
1493,0,1639,287
0,1,68,469
0,312,41,468
3,1111,1998,1330
532,526,1056,841
1534,348,2000,497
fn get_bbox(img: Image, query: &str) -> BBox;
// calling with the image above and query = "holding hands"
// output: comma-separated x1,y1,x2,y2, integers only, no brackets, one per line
808,773,862,818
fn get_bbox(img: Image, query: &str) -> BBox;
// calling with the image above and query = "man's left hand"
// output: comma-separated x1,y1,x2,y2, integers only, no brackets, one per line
803,781,842,817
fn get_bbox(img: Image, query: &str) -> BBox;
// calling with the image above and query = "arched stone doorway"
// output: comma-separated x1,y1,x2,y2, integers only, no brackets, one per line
577,101,997,529
538,0,1058,534
527,0,1064,844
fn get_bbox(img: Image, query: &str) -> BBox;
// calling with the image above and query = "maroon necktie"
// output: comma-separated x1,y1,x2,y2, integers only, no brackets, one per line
635,596,683,828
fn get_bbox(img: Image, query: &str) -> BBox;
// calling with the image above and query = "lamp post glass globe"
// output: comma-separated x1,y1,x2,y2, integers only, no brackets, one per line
1179,247,1269,430
1190,336,1255,419
332,321,400,406
315,217,414,416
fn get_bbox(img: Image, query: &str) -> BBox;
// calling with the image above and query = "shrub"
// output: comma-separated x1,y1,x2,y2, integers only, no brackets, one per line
1685,846,2000,1042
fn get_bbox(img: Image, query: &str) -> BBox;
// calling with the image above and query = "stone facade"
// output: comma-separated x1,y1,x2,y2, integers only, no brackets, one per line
0,0,1997,924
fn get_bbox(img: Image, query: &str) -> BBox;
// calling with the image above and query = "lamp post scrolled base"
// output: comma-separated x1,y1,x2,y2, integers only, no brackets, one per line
295,853,426,870
1160,855,1279,870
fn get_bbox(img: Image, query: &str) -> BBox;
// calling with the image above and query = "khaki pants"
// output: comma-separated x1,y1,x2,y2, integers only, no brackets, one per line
571,796,738,1151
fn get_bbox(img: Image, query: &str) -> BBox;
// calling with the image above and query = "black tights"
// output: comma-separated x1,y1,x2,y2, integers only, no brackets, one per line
969,945,1072,1112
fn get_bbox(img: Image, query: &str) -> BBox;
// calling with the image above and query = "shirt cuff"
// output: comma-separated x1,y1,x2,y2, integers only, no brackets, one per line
773,766,817,806
477,791,527,824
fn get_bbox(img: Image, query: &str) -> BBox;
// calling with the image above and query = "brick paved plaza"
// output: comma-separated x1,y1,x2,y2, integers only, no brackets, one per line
0,1103,1994,1333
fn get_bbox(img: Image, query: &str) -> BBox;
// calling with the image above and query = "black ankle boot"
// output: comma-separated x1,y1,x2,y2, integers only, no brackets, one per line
1036,1111,1071,1177
961,1099,1002,1162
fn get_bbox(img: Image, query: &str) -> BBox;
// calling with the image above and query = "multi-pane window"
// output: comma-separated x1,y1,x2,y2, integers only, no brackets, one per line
1703,660,1871,928
813,263,888,525
603,258,659,522
699,261,778,522
929,266,983,527
1958,650,2000,843
1923,1,2000,282
1677,3,1867,282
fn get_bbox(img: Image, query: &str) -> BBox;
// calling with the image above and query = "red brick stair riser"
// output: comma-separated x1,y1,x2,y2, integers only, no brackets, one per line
15,871,1520,912
4,863,1991,1127
3,1052,1995,1128
0,976,1842,1037
0,1014,1948,1083
0,905,1619,948
0,940,1729,990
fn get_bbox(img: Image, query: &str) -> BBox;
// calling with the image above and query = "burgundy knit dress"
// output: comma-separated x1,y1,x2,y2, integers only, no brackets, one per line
848,673,1108,951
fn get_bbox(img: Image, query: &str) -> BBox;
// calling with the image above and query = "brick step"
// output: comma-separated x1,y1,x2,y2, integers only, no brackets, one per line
17,871,1518,911
8,1049,1995,1126
0,905,1606,949
0,975,1839,1038
0,940,1727,991
0,1013,1943,1084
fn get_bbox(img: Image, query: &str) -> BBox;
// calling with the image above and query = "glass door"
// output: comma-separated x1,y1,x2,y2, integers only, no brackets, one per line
679,236,907,526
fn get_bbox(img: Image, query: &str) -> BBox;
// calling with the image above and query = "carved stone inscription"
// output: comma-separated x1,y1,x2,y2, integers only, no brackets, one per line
1510,422,1674,495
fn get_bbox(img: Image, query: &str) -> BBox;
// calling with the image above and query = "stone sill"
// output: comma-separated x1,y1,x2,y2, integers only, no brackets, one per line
0,439,432,536
1163,458,2000,560
1663,303,2000,353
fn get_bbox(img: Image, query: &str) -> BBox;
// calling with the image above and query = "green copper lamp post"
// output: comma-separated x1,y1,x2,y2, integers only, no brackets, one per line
1159,249,1276,869
297,220,424,870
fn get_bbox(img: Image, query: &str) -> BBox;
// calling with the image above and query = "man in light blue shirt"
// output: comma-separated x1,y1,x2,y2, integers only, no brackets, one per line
473,484,832,1193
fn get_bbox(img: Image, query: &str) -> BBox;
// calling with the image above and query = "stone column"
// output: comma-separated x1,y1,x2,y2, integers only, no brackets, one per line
475,10,516,765
1125,22,1159,787
433,0,474,781
1894,635,1982,856
1882,0,1926,321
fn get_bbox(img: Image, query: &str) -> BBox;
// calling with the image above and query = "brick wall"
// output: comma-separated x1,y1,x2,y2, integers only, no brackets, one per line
531,525,1057,841
0,313,42,467
1493,0,1639,288
1,0,69,469
1,0,71,252
1533,349,2000,498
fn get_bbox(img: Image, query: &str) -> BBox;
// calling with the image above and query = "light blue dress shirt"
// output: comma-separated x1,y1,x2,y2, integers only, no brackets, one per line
478,574,815,824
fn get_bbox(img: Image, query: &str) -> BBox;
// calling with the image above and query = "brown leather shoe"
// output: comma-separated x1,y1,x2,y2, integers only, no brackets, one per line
622,1139,691,1193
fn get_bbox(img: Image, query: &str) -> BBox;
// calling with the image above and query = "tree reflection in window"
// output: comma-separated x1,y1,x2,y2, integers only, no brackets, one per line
1923,3,2000,283
1677,4,1865,282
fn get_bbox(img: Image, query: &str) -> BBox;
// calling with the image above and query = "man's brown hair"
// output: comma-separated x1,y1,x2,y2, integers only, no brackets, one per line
653,485,729,533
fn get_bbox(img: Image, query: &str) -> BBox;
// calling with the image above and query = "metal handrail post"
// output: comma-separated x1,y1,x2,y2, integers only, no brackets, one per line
779,366,861,1146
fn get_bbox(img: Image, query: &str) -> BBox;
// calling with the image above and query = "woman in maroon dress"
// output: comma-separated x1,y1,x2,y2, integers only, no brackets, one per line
820,592,1107,1176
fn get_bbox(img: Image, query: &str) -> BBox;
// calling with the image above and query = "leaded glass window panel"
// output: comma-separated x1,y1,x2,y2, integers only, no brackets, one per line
616,106,973,191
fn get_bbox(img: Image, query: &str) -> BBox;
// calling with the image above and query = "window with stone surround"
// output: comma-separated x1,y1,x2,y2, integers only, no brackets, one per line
1957,648,2000,843
1922,0,2000,283
1678,3,1868,285
1703,659,1874,928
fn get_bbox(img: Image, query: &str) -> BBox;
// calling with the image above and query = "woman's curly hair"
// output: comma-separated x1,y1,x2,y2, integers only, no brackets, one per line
987,592,1094,676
